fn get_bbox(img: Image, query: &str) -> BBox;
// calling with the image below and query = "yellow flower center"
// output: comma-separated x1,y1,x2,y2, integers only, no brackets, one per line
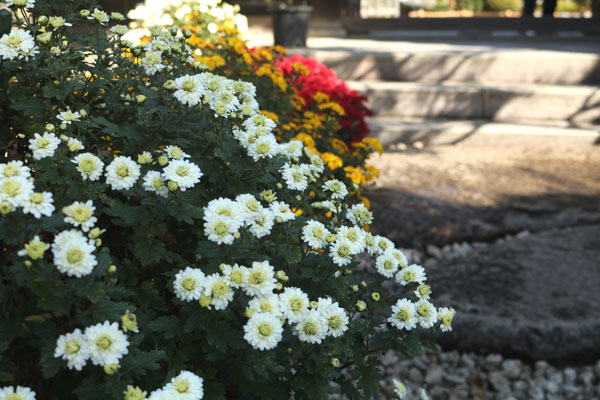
3,164,18,177
30,192,44,204
65,339,81,355
7,35,24,48
174,379,190,393
176,165,188,177
66,248,83,264
0,201,12,214
337,245,350,258
302,321,317,335
62,111,76,121
418,285,431,297
182,80,196,92
404,270,416,282
212,280,228,297
2,180,20,196
292,171,303,183
72,206,91,222
152,178,164,190
230,270,243,284
258,323,272,337
170,148,183,159
249,271,264,285
96,336,112,350
290,298,303,312
6,394,22,400
25,242,46,260
346,230,358,241
383,260,394,270
79,158,96,173
442,314,453,326
312,226,324,238
260,302,272,313
256,141,270,154
396,309,409,322
328,315,342,330
214,221,228,236
417,304,430,317
182,278,196,291
116,165,130,178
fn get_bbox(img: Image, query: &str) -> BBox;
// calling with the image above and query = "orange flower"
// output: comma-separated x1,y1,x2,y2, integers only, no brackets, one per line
260,110,279,125
363,138,383,154
344,166,366,186
321,153,343,170
330,138,348,154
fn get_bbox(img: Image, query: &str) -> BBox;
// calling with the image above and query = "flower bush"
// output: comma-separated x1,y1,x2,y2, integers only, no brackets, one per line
125,0,381,202
0,1,454,399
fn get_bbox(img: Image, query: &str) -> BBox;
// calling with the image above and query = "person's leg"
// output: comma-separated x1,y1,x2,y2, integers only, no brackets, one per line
523,0,536,15
542,0,557,16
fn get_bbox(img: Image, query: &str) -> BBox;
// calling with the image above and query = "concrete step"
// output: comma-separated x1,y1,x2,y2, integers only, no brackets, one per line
294,38,600,86
349,80,600,123
366,116,600,148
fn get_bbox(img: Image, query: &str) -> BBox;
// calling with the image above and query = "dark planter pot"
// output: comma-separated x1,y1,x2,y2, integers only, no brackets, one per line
272,5,313,47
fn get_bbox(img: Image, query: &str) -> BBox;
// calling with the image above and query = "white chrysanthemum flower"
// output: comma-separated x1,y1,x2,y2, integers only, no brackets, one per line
243,312,283,351
63,200,97,232
0,29,37,61
141,51,165,75
17,235,49,260
22,191,54,218
396,264,426,286
375,252,400,278
240,99,259,116
67,137,84,152
388,299,417,331
221,263,248,289
54,328,90,371
51,229,87,251
163,370,204,400
209,89,240,117
233,80,256,98
148,389,168,400
233,129,253,147
322,179,348,199
173,267,206,302
248,294,281,316
281,162,308,191
162,159,202,191
246,134,279,161
0,160,31,180
301,220,329,249
57,110,81,125
416,299,438,329
0,386,36,400
0,176,34,207
346,203,373,226
279,140,303,159
5,0,36,8
53,234,97,277
337,226,365,254
321,200,339,214
164,145,190,160
374,235,394,255
143,170,169,198
243,113,276,132
84,321,129,366
48,16,72,29
294,309,328,344
414,284,432,300
204,197,244,228
393,379,407,400
269,201,295,222
203,273,234,310
235,193,261,223
88,8,110,25
28,132,60,160
248,207,274,238
105,156,141,190
317,298,349,337
243,261,276,297
329,239,354,267
72,153,104,181
389,248,408,269
309,155,325,174
438,307,456,332
203,214,238,245
174,74,204,106
279,287,309,323
110,24,129,36
363,232,378,256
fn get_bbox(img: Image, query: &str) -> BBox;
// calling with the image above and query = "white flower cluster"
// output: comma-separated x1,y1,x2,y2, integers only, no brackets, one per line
54,321,129,370
0,160,55,219
0,28,38,61
147,370,204,400
202,194,294,245
51,230,97,277
0,385,36,400
173,261,349,351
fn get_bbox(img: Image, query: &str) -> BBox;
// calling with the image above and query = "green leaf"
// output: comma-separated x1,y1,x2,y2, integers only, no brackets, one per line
147,316,179,339
123,349,165,378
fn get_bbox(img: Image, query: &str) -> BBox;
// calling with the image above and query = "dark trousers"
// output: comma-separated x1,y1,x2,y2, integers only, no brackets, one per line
523,0,557,16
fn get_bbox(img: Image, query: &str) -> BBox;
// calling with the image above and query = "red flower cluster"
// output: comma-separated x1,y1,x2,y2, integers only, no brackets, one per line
277,54,373,143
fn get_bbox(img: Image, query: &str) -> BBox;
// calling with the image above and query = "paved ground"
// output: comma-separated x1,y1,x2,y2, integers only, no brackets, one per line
366,127,600,363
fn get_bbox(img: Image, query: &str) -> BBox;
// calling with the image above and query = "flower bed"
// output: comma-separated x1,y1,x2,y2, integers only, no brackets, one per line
0,1,453,399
